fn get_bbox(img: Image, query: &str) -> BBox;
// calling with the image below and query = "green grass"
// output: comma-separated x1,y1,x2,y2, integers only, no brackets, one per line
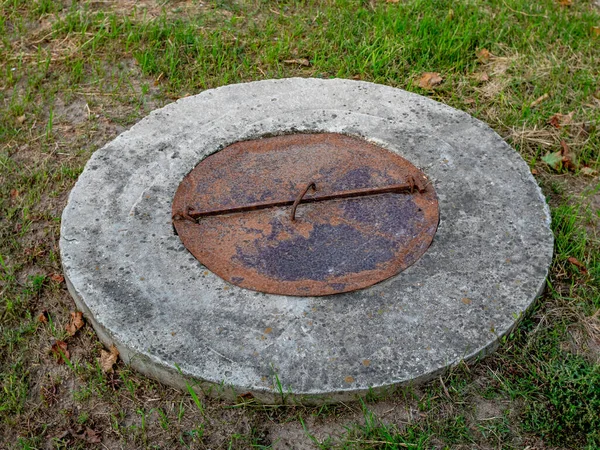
1,0,599,448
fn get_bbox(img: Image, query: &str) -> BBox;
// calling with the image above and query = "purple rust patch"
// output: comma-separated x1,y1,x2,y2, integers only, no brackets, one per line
234,221,399,282
342,195,421,238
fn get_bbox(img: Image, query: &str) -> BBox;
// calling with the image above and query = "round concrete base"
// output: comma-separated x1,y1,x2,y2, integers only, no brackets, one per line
60,78,553,404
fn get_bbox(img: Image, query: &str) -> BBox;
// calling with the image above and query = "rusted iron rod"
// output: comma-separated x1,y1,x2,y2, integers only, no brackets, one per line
290,182,316,222
182,179,425,220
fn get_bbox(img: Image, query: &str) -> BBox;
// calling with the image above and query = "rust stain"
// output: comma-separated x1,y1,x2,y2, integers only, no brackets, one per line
172,133,439,296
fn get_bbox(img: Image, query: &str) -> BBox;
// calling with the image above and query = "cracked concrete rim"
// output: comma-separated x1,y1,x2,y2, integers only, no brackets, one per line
60,78,553,404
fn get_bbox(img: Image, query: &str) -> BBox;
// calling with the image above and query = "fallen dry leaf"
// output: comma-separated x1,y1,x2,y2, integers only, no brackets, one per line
49,430,70,441
567,256,587,272
85,428,102,444
475,72,490,82
542,141,578,171
51,340,70,364
581,166,598,176
476,48,491,62
283,58,310,67
238,392,254,400
99,345,119,373
72,427,102,444
344,376,355,383
548,111,573,129
461,297,472,305
37,310,49,323
50,273,64,283
65,311,84,336
558,0,572,5
548,114,560,129
10,189,19,199
418,72,443,90
592,26,600,36
560,140,578,171
16,115,26,124
530,93,549,108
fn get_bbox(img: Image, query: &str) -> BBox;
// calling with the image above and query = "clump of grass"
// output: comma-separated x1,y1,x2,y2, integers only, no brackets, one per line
522,355,600,447
339,400,476,449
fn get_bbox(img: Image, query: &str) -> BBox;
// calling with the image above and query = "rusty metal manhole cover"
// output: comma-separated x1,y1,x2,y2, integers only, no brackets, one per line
172,133,439,296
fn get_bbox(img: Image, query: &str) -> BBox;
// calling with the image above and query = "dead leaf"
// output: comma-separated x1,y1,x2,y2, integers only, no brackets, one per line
475,72,489,82
283,58,310,67
592,26,600,36
65,311,84,336
476,48,491,62
548,111,573,129
418,72,443,90
72,427,101,444
10,189,19,199
548,114,561,129
581,166,598,176
362,359,371,367
461,297,472,305
531,168,538,175
37,310,49,323
344,376,355,383
558,0,572,6
567,256,587,272
16,115,26,124
541,141,578,171
99,345,119,373
264,327,273,334
50,273,64,283
530,93,549,108
49,430,69,441
83,428,101,444
238,392,254,400
51,341,70,364
560,140,578,170
464,98,476,104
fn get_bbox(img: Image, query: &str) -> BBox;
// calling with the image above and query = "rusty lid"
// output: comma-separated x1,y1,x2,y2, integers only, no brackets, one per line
172,133,439,296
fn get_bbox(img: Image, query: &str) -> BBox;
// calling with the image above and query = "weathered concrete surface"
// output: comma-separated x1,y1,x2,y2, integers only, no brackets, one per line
60,78,553,404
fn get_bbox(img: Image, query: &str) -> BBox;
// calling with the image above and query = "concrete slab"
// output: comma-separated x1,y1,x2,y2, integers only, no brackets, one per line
60,78,553,404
